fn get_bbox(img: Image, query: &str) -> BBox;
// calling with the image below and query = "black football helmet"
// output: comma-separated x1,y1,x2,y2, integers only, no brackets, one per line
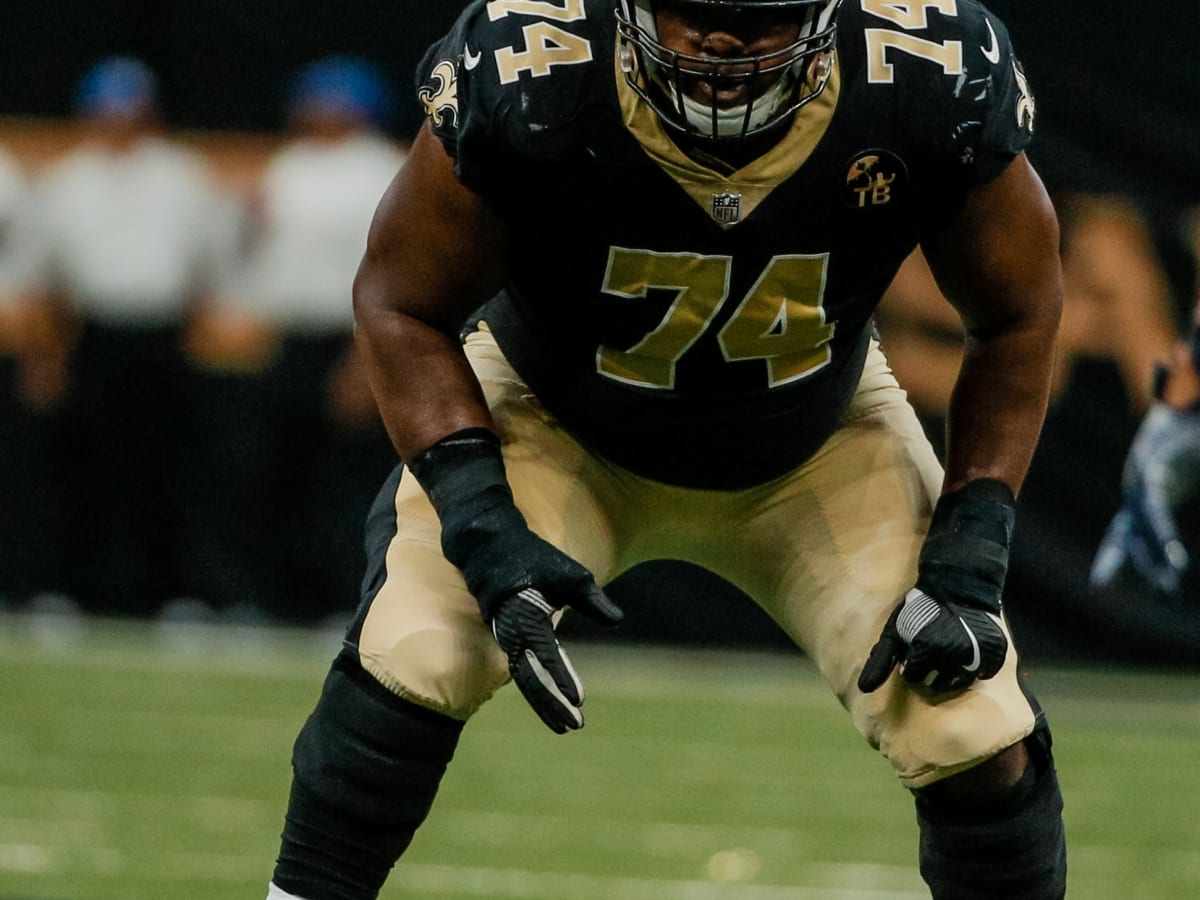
615,0,842,140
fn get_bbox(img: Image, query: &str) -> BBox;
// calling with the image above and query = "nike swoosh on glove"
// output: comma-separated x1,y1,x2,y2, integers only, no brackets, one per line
858,479,1015,695
857,588,1007,693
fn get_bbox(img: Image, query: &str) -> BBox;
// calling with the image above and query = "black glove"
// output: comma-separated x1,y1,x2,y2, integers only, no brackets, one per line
490,587,609,733
858,479,1015,694
409,428,623,732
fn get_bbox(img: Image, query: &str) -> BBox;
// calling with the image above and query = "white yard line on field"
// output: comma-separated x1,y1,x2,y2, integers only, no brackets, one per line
388,862,928,899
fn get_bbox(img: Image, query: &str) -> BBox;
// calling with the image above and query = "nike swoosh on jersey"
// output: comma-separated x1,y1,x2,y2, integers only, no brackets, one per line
464,44,483,70
981,19,1001,64
960,617,982,672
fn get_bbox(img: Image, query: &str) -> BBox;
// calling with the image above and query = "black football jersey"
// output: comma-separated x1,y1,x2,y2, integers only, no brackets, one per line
415,0,1036,489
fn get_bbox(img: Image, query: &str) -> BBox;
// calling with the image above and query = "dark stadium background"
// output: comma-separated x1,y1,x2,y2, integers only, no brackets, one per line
3,0,1199,663
5,2,1199,206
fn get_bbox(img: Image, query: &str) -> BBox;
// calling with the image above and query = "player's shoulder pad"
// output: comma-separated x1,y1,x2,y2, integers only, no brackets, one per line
415,0,614,165
839,0,1036,181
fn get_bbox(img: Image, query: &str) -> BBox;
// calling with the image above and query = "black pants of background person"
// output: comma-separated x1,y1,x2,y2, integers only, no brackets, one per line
0,355,70,604
62,320,186,616
178,331,396,624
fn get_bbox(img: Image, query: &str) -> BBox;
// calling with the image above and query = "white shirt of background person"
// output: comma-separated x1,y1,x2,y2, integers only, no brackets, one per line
0,146,44,313
36,136,237,327
236,131,406,334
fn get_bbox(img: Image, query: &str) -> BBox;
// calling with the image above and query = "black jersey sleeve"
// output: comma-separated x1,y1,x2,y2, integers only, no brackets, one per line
414,0,489,188
939,0,1037,184
414,0,611,194
843,0,1036,187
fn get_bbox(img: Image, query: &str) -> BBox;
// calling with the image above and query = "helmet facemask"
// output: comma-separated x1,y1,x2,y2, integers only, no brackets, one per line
616,0,842,141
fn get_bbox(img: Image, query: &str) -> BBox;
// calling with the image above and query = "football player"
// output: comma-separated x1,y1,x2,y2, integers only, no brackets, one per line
1091,299,1200,595
266,1,1067,898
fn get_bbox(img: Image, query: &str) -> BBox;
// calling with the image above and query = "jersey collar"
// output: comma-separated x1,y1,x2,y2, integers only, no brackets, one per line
615,48,841,228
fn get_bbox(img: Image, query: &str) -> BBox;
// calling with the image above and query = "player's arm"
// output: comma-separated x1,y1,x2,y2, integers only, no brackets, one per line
354,122,622,732
859,154,1061,694
352,121,504,458
921,152,1062,497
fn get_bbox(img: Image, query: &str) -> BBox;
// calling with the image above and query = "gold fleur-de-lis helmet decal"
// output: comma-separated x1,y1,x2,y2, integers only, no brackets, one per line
419,59,459,128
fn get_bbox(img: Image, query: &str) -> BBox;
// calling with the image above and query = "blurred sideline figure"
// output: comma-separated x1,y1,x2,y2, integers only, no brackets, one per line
878,193,1198,659
1091,207,1200,599
0,145,67,605
877,195,1177,449
985,195,1195,660
182,57,403,623
34,57,240,616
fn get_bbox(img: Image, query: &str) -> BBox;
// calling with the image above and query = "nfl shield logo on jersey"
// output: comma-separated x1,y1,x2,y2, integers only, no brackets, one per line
711,191,742,225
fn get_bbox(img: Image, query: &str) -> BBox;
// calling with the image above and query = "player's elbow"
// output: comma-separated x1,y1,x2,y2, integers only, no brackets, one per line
351,252,385,329
351,246,415,339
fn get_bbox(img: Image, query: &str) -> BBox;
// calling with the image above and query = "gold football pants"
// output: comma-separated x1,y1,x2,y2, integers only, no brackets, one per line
356,328,1038,788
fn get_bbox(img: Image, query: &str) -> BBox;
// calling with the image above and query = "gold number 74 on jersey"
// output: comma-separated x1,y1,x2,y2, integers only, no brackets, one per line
598,248,836,390
487,0,593,85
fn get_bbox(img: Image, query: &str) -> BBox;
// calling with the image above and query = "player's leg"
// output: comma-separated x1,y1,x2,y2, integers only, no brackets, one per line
697,344,1066,899
268,463,493,900
913,726,1066,899
268,327,620,900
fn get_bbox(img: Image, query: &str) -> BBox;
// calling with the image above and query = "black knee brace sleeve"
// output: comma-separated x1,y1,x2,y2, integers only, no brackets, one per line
916,733,1067,900
273,649,465,900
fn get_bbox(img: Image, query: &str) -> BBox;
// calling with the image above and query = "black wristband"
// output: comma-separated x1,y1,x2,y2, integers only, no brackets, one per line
408,428,528,617
916,479,1016,614
407,427,510,516
409,428,594,623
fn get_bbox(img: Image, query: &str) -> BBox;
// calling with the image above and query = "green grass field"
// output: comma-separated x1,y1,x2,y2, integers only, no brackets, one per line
1,613,1198,899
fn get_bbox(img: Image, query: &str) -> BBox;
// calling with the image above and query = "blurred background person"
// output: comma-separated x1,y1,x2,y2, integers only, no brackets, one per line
877,195,1178,447
181,57,404,624
876,193,1198,662
1004,194,1194,661
0,144,68,608
34,57,241,617
1091,208,1200,602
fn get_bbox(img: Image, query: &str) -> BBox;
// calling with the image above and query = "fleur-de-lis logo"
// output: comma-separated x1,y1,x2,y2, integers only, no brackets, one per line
418,60,459,128
1013,61,1035,133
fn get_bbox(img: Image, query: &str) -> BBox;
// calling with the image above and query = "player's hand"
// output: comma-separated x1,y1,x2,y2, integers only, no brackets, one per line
858,479,1015,695
408,427,623,732
491,583,621,733
857,588,1007,693
464,519,622,733
1090,404,1200,594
